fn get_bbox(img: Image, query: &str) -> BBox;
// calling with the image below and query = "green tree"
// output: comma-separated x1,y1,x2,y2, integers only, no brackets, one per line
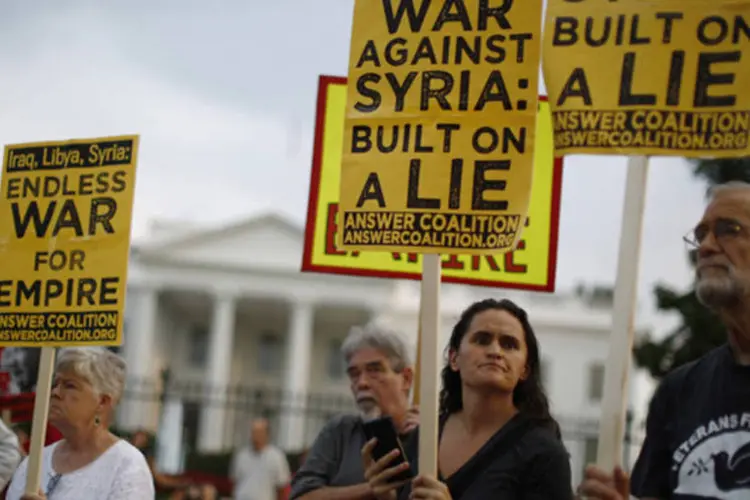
633,158,750,379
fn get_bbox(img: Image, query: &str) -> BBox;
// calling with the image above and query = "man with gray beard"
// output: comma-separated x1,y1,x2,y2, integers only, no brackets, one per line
579,181,750,500
289,324,418,500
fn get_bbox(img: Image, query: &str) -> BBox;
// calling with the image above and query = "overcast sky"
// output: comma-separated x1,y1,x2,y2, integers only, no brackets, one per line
0,1,712,336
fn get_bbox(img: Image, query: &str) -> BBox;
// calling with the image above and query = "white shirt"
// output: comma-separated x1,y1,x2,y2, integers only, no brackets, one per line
6,439,155,500
231,444,290,500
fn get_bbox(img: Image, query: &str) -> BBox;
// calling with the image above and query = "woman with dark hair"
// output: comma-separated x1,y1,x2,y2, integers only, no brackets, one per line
362,298,573,499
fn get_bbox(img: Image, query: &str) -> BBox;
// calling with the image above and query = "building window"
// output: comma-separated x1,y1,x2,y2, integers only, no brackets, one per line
188,327,208,367
258,333,282,374
588,363,605,402
327,339,345,379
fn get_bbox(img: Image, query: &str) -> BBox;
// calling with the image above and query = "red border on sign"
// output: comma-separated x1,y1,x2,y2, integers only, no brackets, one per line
301,74,564,292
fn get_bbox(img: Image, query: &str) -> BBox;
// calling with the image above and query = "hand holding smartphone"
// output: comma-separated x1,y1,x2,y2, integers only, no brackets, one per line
362,415,415,484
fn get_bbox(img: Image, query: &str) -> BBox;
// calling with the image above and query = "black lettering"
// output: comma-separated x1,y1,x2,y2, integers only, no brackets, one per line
479,0,513,30
656,12,683,44
449,159,462,210
11,201,56,238
697,16,728,46
382,0,430,34
378,126,399,153
433,0,471,31
585,16,611,47
385,38,409,66
388,72,418,112
472,127,499,153
619,53,657,105
629,15,651,44
352,126,372,153
474,70,512,111
735,15,750,43
436,123,460,152
694,51,740,107
412,37,438,65
0,281,10,307
355,74,382,112
357,40,381,67
100,277,119,305
111,171,127,192
89,198,117,235
356,173,386,208
472,161,511,210
485,34,506,63
509,33,531,62
421,71,453,111
552,17,578,46
556,68,592,106
407,159,440,209
666,50,685,106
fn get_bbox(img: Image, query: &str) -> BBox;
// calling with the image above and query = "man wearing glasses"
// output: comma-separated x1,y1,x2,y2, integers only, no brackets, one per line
579,181,750,499
289,324,418,500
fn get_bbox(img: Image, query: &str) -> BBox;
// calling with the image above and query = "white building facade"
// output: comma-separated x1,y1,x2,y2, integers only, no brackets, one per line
118,213,653,485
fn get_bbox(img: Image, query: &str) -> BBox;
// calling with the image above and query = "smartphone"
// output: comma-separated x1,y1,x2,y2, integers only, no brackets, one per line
362,416,414,483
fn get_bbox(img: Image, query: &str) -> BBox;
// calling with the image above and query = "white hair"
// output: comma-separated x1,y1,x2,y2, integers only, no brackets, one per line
708,181,750,201
341,323,411,372
55,348,127,404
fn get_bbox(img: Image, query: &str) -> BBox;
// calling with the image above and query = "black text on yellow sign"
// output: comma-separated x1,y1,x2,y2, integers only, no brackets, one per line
542,0,750,157
0,135,139,347
338,0,544,254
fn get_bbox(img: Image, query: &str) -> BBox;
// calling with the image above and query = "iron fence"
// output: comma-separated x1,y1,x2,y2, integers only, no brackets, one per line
117,375,646,479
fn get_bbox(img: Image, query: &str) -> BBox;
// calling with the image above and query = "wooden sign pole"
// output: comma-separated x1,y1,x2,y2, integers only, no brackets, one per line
417,254,441,475
25,346,56,495
596,156,650,470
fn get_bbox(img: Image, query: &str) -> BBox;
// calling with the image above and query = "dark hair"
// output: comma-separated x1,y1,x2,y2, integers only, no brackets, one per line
439,298,562,439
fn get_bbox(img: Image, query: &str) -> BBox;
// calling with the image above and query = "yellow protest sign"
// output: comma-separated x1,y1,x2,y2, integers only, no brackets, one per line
338,0,544,254
302,76,562,292
542,0,750,158
0,135,139,346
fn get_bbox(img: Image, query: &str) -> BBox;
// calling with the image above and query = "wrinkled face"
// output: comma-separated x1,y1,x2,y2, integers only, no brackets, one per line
693,190,750,309
250,419,269,450
346,347,412,420
450,309,528,394
49,370,108,430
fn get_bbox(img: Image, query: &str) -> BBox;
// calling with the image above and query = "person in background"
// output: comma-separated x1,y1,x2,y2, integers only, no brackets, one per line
230,418,290,500
579,182,750,498
0,419,22,492
5,348,155,500
289,324,419,500
364,298,572,500
129,429,208,499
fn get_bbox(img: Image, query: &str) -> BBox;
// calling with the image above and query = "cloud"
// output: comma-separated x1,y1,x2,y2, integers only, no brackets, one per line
0,4,314,240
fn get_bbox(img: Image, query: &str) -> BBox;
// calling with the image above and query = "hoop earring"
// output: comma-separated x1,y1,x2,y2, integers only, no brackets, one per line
94,415,101,426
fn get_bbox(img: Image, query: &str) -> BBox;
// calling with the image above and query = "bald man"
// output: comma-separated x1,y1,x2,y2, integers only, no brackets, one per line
579,182,750,498
230,418,291,500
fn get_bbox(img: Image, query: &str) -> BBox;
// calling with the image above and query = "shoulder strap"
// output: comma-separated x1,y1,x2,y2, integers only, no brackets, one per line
445,416,534,499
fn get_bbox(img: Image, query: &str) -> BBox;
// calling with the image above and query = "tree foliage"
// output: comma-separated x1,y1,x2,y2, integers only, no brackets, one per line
632,157,750,379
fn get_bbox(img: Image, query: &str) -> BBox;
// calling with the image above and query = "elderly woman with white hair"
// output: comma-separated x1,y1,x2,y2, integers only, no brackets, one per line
5,348,155,500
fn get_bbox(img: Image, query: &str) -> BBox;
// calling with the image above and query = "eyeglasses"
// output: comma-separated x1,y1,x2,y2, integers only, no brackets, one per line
683,218,743,249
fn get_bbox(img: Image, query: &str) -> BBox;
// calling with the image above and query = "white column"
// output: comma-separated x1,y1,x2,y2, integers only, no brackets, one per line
279,301,314,452
120,286,158,430
197,292,236,452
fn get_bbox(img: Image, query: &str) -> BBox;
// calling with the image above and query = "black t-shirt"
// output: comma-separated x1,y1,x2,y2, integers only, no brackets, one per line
630,343,750,499
397,413,573,500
